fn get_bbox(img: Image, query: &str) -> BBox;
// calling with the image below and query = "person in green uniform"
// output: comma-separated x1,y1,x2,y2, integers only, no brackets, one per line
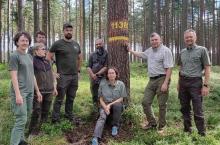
178,29,211,136
47,23,82,123
91,67,127,145
9,32,42,145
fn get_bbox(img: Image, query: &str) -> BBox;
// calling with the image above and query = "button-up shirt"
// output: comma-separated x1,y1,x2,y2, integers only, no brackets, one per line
98,79,127,103
179,44,211,77
140,44,174,77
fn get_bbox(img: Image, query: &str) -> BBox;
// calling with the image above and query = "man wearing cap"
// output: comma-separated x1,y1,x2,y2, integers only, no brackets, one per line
47,23,82,123
178,29,211,136
127,32,173,133
87,39,108,108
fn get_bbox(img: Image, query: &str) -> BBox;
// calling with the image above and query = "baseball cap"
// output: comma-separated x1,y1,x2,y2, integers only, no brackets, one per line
63,22,73,30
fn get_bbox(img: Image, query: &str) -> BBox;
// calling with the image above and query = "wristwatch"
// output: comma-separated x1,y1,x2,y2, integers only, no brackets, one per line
78,70,81,73
203,84,209,87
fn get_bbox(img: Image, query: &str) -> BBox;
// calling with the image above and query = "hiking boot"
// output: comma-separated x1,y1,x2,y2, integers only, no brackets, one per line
157,126,166,134
91,137,99,145
142,123,157,130
184,127,192,134
198,132,206,136
112,126,118,136
18,140,28,145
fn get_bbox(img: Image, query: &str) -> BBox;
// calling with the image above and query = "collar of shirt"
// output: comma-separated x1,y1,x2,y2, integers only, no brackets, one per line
187,44,197,50
107,80,118,87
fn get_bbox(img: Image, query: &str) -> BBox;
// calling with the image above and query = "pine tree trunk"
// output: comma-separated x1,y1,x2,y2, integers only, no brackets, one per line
107,0,130,101
0,0,2,63
17,0,24,31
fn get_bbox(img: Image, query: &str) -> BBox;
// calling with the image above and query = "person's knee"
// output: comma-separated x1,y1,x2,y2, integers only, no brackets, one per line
15,115,27,127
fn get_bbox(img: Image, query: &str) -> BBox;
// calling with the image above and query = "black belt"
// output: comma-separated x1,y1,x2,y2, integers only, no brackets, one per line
150,74,166,79
180,75,201,79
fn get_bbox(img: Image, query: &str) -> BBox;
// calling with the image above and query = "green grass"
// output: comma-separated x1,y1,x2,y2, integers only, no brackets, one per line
0,63,220,145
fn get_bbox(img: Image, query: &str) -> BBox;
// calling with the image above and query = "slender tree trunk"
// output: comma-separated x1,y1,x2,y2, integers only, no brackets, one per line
33,0,40,42
79,0,85,59
107,0,130,101
217,8,220,64
17,0,24,31
75,0,78,41
48,0,51,47
90,0,94,52
211,0,216,65
98,0,102,38
42,0,48,45
156,0,161,34
198,0,204,45
0,0,2,63
7,0,10,62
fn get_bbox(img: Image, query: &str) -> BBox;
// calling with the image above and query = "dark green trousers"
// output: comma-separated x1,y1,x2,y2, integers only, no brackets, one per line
142,76,169,128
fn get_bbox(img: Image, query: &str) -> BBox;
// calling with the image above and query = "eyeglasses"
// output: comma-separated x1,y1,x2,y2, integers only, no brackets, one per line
39,48,46,51
95,43,102,46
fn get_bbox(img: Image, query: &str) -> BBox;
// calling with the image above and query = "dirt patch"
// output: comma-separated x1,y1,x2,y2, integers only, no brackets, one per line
65,115,134,145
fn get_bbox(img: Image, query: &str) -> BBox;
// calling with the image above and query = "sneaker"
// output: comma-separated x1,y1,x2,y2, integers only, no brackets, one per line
91,137,98,145
142,123,157,130
112,126,118,136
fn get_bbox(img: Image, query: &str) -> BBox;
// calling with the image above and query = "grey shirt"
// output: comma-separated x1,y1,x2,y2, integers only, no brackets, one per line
140,44,174,77
98,79,127,103
8,50,34,95
179,45,211,77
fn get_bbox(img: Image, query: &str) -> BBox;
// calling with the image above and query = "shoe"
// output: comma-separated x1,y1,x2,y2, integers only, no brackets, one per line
51,119,60,124
18,140,28,145
184,128,192,134
91,137,98,145
142,123,157,130
66,116,82,125
198,132,206,136
111,126,118,136
157,126,165,134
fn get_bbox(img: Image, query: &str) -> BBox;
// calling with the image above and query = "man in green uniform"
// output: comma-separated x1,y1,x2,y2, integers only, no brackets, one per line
47,23,82,123
128,33,174,133
178,29,211,136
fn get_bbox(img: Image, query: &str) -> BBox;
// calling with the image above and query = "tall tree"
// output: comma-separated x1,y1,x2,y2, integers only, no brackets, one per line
0,0,2,63
90,0,94,52
17,0,24,31
156,0,161,34
79,0,85,59
33,0,39,42
98,0,102,38
107,0,130,100
48,0,51,47
198,0,204,45
42,0,48,45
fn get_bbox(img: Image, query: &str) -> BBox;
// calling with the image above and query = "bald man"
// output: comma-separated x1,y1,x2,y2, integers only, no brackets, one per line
128,32,174,133
87,39,108,108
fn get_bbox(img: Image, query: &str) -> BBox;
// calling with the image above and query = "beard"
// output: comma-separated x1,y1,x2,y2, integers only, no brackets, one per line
96,46,104,55
64,33,72,40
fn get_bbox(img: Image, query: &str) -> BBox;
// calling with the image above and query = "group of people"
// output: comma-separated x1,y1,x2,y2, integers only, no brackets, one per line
8,22,211,145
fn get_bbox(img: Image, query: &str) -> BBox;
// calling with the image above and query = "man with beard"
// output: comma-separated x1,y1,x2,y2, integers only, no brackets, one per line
28,31,47,56
87,39,108,108
46,23,82,123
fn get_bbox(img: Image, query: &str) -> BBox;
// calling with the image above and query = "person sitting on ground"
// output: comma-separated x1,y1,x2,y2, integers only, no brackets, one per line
28,43,57,136
91,67,127,145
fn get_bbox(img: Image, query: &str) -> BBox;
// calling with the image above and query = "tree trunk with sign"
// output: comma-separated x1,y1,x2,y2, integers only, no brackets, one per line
107,0,130,101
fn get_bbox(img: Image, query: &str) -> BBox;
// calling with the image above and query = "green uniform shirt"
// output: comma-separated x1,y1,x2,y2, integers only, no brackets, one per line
179,45,211,77
98,79,127,103
8,50,34,95
50,39,81,75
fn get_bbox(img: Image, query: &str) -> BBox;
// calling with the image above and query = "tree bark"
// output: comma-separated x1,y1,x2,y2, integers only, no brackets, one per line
42,0,48,45
17,0,24,31
0,0,2,63
33,0,39,42
107,0,130,101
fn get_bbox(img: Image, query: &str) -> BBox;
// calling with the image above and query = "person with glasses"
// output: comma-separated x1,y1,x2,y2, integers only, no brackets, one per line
28,43,57,136
87,39,108,109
